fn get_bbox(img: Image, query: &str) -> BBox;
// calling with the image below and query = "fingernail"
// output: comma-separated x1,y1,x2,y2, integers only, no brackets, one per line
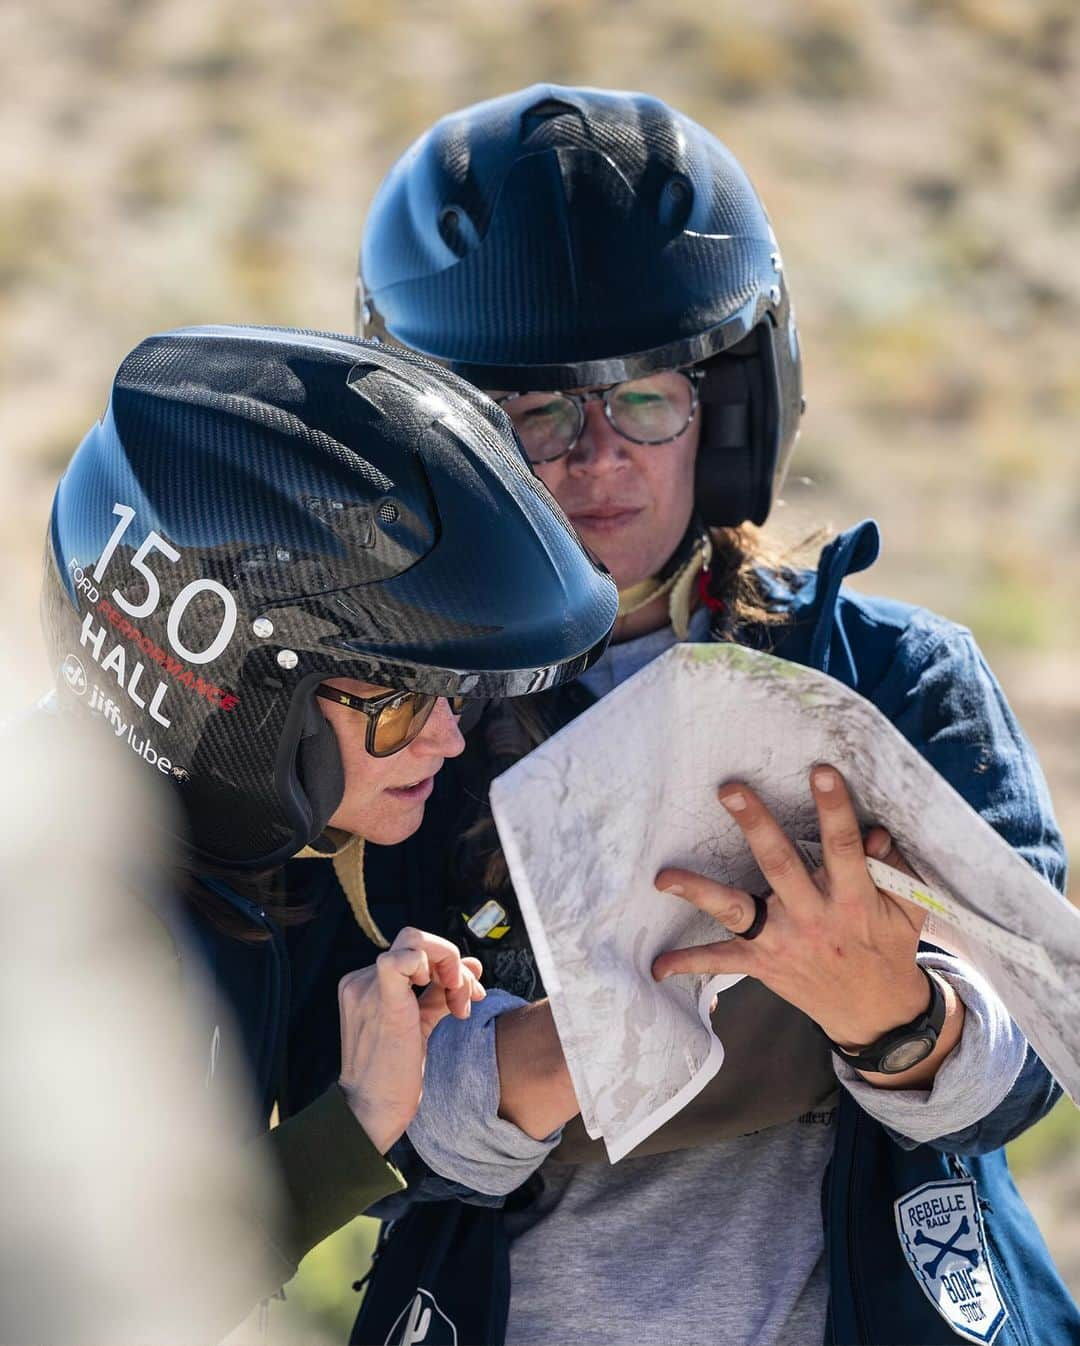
869,833,891,859
813,769,835,793
720,791,746,813
661,883,685,896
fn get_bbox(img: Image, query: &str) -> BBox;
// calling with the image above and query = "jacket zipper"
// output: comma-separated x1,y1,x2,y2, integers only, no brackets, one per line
948,1154,1032,1346
263,909,292,1120
844,1105,872,1344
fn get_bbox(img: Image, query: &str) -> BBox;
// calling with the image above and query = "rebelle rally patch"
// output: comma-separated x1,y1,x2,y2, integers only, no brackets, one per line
895,1180,1008,1344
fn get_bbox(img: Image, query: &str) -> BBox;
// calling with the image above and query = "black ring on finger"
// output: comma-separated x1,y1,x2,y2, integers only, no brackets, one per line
735,893,769,941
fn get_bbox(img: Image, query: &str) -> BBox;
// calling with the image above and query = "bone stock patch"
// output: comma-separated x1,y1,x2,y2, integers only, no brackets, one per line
895,1180,1008,1344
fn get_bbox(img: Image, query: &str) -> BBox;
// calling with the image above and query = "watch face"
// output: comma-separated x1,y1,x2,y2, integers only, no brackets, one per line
881,1034,936,1074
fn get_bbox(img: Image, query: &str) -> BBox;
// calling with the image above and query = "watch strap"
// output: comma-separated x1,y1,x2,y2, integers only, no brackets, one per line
825,967,947,1074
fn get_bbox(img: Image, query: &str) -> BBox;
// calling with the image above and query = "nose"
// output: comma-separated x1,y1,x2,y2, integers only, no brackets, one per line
565,399,632,478
413,697,466,759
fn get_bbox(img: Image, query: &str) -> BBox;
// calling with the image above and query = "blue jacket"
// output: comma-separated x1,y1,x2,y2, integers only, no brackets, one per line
177,521,1077,1346
765,524,1075,1345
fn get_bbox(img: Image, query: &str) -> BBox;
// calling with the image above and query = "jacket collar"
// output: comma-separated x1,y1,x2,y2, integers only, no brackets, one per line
756,519,881,676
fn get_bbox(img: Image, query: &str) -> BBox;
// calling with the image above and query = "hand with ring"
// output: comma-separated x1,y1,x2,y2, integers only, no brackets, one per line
651,765,958,1073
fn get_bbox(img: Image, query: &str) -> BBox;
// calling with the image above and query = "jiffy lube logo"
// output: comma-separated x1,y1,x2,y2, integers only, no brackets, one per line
68,501,242,732
894,1180,1008,1344
61,653,88,697
85,682,179,776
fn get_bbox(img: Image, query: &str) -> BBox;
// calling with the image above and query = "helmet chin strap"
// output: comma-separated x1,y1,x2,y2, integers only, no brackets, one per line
615,520,713,640
294,829,392,950
616,572,679,619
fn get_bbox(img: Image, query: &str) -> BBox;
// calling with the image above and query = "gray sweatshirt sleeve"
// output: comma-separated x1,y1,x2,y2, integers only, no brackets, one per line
833,953,1028,1143
407,989,564,1197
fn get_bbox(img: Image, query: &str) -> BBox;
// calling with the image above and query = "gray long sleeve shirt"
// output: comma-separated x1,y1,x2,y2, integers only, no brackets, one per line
410,960,1025,1346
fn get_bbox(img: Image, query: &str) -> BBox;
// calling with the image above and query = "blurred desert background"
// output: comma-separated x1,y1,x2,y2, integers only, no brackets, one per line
1,0,1076,1338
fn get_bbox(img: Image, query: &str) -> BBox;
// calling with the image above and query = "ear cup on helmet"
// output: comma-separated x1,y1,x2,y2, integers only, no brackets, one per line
295,696,346,838
694,325,780,528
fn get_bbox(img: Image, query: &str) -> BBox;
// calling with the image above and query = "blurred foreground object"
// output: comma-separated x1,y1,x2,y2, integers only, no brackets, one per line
0,693,282,1344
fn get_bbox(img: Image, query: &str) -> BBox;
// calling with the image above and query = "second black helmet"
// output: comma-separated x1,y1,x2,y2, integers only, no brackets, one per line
358,84,803,528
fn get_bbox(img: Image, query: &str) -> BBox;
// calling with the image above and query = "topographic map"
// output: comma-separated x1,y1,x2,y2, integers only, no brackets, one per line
490,643,1080,1163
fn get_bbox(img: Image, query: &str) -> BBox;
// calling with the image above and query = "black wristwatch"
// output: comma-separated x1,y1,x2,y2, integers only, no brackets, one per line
824,968,947,1075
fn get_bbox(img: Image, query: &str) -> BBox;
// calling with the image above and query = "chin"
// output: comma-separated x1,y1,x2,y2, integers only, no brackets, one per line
362,803,428,847
611,559,665,591
599,541,670,590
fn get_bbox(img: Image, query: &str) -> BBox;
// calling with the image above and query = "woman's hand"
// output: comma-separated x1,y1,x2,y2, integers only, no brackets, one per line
652,765,963,1087
337,927,485,1153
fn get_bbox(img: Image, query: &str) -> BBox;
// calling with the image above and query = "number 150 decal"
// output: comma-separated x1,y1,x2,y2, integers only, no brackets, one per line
93,503,238,664
70,503,243,728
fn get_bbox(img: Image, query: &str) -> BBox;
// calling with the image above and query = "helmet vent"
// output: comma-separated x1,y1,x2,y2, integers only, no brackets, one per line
378,501,399,524
520,97,583,142
658,174,694,233
438,205,479,259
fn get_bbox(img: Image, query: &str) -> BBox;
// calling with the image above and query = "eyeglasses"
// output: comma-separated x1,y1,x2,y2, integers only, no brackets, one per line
315,684,469,757
493,369,703,465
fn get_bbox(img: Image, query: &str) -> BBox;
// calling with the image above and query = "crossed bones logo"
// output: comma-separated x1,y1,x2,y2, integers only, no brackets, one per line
914,1215,981,1278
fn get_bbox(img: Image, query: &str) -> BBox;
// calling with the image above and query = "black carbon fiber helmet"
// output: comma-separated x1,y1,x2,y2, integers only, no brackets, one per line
41,325,616,869
358,84,803,528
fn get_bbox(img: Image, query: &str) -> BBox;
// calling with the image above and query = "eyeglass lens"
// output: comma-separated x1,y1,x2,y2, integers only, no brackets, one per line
499,370,696,464
370,692,469,756
371,692,435,756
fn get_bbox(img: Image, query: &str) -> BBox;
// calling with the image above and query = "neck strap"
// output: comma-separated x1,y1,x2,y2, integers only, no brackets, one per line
615,520,714,639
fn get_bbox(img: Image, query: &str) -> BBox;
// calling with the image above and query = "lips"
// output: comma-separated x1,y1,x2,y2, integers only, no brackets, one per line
568,505,644,532
385,775,436,804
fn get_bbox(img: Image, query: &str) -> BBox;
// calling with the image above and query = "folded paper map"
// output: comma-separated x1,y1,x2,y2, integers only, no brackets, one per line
490,643,1080,1162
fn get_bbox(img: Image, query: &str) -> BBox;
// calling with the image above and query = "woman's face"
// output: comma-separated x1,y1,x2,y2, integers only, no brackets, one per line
530,397,700,590
318,678,466,844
